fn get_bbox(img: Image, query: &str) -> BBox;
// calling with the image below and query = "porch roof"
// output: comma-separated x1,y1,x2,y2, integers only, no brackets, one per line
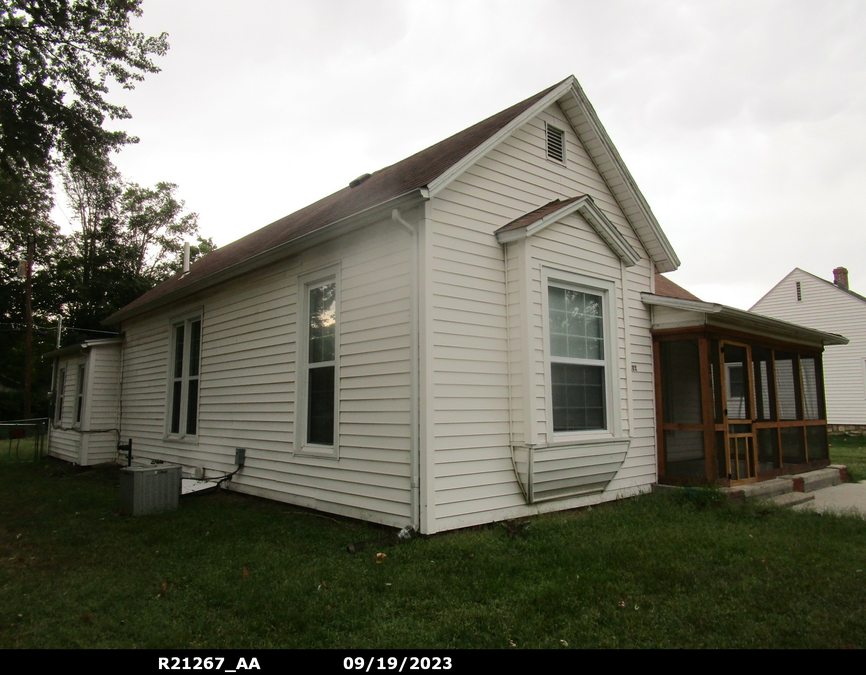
641,293,849,347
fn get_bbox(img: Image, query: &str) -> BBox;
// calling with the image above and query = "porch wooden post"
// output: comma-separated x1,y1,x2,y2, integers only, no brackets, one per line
698,337,716,482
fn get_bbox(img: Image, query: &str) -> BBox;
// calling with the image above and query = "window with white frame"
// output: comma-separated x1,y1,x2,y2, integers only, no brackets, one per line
75,364,85,424
298,267,339,453
547,276,612,433
56,368,66,422
168,315,202,438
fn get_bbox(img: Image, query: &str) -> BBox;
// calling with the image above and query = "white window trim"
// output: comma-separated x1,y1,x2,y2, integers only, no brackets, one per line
164,310,203,441
295,264,341,458
541,268,622,440
545,121,566,164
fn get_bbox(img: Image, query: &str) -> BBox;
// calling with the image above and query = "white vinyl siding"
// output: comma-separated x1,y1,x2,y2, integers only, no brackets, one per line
49,364,78,463
119,215,415,527
48,343,121,465
83,345,122,464
426,101,656,532
752,268,866,425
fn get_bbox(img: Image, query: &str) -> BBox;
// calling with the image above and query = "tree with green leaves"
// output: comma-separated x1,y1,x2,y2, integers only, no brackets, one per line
0,0,169,230
59,161,213,332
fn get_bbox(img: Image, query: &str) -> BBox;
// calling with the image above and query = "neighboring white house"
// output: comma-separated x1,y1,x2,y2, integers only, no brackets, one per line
751,267,866,431
46,338,123,466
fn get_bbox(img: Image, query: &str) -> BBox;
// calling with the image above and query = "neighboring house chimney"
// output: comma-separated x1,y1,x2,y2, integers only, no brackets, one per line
833,266,849,291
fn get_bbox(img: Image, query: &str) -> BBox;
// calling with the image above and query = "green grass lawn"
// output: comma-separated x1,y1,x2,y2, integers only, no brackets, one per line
829,433,866,482
2,455,865,649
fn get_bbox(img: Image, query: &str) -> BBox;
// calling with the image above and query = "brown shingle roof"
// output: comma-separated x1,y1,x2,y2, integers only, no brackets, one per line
653,273,701,301
105,79,568,324
495,196,586,234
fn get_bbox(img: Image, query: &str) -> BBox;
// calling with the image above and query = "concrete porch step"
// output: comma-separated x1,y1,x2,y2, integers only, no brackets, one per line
765,492,815,508
776,467,843,493
722,466,847,504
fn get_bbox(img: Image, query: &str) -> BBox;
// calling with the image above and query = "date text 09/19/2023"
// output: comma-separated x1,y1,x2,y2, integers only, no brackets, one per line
344,656,453,671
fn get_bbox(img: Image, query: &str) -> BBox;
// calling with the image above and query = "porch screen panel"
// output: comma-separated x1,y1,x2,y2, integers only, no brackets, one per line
660,340,702,424
775,353,799,420
781,427,806,464
710,340,723,423
723,344,750,419
800,357,820,420
757,428,781,471
665,431,705,479
806,425,828,461
751,347,776,422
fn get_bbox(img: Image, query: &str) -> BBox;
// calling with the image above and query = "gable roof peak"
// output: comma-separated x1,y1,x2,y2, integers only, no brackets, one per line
105,75,677,325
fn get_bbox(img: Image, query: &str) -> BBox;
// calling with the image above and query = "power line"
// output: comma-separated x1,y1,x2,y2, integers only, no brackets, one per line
0,321,118,335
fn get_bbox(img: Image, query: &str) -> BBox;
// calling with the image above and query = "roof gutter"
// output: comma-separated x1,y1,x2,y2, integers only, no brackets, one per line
104,189,429,326
42,337,124,360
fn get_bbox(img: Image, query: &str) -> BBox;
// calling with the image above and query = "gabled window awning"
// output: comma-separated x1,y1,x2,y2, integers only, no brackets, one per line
495,195,642,268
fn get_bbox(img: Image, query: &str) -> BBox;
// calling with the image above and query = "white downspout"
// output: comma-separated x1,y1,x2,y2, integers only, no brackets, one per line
392,209,421,532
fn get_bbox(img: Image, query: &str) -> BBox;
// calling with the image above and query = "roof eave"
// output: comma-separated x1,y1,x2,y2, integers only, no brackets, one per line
563,81,681,273
426,78,575,198
42,337,124,360
104,188,428,326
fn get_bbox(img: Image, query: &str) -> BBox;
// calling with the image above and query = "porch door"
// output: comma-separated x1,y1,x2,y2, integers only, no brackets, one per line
720,341,758,484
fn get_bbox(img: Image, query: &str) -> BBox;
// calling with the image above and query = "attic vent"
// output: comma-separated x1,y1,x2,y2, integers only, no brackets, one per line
546,123,565,163
796,281,802,302
349,173,372,188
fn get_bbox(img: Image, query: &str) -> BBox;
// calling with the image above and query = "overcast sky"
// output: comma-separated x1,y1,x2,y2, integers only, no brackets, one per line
60,0,866,310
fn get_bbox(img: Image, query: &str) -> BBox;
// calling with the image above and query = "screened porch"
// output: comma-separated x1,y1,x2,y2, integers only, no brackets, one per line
643,294,848,487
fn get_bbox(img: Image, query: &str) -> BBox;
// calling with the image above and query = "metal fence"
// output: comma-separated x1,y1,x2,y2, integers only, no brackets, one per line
1,418,49,462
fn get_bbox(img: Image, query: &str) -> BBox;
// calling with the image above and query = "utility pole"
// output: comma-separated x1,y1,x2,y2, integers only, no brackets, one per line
23,235,35,419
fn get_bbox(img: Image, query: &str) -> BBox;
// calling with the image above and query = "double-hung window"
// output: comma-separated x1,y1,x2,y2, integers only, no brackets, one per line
546,272,615,435
75,364,86,424
298,266,339,454
168,314,202,438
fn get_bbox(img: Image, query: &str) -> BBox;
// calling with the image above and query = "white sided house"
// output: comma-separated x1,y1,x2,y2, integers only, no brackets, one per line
752,267,866,432
50,76,838,531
